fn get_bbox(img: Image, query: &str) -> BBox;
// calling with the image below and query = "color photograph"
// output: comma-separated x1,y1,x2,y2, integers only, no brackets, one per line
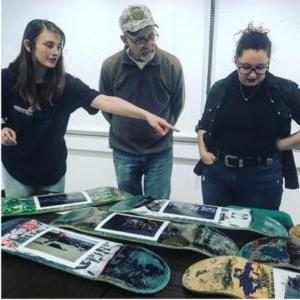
33,191,92,210
95,213,169,241
162,201,219,221
18,228,100,268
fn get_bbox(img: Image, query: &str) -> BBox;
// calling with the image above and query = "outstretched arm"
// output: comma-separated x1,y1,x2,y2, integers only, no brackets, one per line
91,94,179,136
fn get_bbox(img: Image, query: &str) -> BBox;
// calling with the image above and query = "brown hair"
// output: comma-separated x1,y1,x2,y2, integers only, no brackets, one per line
14,19,66,109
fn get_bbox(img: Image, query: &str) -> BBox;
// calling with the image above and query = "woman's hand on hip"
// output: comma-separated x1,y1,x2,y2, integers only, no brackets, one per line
1,127,17,146
200,150,217,165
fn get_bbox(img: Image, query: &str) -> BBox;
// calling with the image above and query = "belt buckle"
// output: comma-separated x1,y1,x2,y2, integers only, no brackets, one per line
224,155,243,168
266,157,274,167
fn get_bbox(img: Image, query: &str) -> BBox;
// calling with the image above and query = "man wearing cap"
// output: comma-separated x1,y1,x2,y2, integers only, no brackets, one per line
99,4,185,199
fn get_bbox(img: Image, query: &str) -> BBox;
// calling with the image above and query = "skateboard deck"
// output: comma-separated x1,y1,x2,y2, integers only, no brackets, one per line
240,237,300,271
182,255,300,298
110,198,288,237
51,207,239,257
289,224,300,246
1,217,170,294
2,186,132,217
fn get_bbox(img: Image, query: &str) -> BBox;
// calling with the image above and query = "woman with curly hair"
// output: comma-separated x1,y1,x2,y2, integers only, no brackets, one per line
195,23,300,210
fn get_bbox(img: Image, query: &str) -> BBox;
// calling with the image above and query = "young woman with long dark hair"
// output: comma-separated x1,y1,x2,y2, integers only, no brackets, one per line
1,19,177,197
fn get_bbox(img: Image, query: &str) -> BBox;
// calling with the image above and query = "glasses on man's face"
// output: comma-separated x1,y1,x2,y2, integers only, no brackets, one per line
126,30,159,48
237,62,269,75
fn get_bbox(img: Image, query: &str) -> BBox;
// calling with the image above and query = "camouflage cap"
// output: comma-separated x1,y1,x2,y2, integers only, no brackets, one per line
119,5,158,33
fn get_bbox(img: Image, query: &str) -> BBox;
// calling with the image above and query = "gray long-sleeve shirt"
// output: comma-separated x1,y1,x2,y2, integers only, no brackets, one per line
99,47,185,155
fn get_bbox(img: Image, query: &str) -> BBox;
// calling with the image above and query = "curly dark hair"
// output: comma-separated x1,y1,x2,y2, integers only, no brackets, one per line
235,23,271,58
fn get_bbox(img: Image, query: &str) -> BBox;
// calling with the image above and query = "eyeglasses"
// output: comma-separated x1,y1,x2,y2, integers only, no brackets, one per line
237,62,269,75
126,30,159,48
238,62,269,75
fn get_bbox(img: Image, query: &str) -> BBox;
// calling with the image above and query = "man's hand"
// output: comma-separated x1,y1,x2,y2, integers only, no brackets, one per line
1,127,17,145
146,114,179,136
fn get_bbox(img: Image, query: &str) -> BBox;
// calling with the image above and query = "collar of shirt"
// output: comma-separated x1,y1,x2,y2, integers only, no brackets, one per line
122,46,161,67
126,48,155,70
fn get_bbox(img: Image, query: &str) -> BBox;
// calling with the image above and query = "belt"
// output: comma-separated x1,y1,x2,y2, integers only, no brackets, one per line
215,151,278,168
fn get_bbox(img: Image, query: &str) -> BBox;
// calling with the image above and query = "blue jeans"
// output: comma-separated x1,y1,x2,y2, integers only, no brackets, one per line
2,166,65,197
113,149,173,199
201,158,283,209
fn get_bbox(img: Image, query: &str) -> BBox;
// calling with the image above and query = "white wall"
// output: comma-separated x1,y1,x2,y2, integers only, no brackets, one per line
2,0,300,223
1,0,208,137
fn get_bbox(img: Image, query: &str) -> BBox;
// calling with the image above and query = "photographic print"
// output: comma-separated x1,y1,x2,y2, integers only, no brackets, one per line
2,219,48,249
95,213,169,241
75,241,121,277
274,268,300,298
284,274,300,298
18,228,101,268
161,201,220,221
33,191,92,210
218,208,252,227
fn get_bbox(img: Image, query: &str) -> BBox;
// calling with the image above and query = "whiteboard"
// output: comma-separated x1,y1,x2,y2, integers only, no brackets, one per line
1,0,299,136
1,0,207,138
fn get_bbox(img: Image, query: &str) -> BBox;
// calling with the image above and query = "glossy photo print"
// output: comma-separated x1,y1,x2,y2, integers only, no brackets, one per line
95,213,169,241
18,227,100,268
33,192,92,210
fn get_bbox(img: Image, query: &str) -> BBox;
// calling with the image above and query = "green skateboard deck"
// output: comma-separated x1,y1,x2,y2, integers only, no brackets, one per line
51,207,239,257
182,255,300,298
240,237,300,271
2,217,170,294
110,198,288,237
2,186,132,217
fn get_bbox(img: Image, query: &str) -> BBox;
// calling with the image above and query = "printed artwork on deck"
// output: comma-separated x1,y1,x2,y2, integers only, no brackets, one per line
162,201,218,220
95,213,169,241
18,228,100,268
273,268,300,298
284,274,300,298
2,197,36,215
1,219,48,249
217,208,251,227
33,191,92,210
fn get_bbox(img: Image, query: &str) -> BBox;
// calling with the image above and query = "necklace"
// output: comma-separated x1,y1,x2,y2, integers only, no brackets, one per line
239,83,261,101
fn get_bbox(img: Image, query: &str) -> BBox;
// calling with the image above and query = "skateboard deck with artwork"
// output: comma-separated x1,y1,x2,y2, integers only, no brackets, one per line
2,186,133,217
1,217,170,294
182,255,300,299
51,207,239,257
110,198,288,237
240,237,300,271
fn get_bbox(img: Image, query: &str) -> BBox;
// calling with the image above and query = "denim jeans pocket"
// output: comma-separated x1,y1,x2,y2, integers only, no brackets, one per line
194,160,204,176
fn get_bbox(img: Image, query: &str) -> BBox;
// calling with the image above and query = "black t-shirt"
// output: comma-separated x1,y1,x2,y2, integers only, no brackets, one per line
212,73,283,156
1,63,100,185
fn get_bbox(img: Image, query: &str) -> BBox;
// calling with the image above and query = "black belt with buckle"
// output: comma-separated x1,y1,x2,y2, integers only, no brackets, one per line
215,151,278,168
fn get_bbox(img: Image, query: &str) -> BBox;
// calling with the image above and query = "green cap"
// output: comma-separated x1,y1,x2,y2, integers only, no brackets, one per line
119,5,158,33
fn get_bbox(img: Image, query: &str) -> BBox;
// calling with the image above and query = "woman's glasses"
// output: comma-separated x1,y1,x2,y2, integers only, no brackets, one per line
237,62,269,75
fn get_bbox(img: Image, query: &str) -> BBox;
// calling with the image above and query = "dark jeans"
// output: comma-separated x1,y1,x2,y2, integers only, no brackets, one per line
113,149,173,199
201,158,283,210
